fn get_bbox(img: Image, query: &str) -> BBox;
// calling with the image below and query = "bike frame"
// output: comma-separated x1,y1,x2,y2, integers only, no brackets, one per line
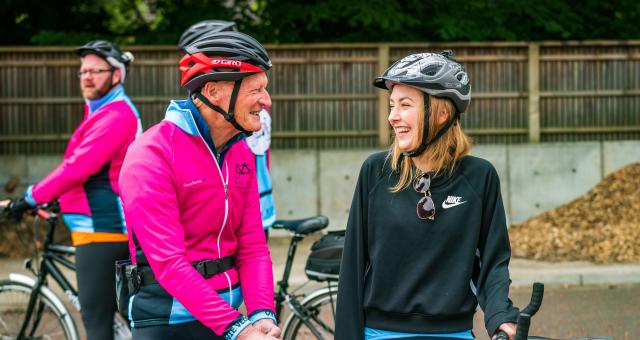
274,232,337,340
274,233,302,319
16,208,79,339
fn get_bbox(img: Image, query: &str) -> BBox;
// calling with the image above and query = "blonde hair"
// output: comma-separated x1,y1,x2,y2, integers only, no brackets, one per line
389,95,472,192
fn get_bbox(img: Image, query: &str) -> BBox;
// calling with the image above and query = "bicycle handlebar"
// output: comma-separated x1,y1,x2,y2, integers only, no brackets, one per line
494,283,544,340
495,330,509,340
514,282,544,340
1,199,58,222
521,282,544,315
36,209,51,219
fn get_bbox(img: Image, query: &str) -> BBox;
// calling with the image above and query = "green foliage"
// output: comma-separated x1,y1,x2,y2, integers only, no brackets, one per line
2,0,639,45
241,0,421,43
29,30,111,45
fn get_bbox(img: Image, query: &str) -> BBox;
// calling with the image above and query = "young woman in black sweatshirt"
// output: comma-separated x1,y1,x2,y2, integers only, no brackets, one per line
335,51,519,340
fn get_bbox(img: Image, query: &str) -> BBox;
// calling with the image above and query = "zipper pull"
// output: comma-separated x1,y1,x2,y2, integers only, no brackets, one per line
224,183,228,200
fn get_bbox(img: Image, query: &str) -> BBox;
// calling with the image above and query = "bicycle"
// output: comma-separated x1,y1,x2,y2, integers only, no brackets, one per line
272,216,339,340
0,201,131,340
495,282,611,340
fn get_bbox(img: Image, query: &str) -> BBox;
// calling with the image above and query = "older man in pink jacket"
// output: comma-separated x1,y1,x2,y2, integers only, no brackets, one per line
119,31,278,340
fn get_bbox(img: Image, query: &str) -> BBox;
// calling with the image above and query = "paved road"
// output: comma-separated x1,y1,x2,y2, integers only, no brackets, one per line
480,284,639,340
2,234,639,339
268,235,639,340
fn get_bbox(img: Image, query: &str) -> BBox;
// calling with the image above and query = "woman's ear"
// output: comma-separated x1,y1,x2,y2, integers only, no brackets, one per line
437,106,451,125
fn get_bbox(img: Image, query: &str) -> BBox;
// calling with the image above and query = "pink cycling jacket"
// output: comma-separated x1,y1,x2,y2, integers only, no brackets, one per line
25,86,141,245
119,98,275,337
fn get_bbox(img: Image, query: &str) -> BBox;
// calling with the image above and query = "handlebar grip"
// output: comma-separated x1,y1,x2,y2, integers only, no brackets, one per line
36,209,50,220
514,314,531,340
514,282,544,340
522,282,544,315
494,330,509,340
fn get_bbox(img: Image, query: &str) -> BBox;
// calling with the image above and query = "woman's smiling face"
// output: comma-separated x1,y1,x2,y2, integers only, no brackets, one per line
388,84,424,152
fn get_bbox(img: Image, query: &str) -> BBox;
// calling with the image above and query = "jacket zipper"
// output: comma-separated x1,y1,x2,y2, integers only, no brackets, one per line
188,113,235,305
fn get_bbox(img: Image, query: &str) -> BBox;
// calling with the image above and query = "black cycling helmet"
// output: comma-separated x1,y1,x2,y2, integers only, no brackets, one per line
375,51,471,157
178,20,237,51
76,40,134,82
374,50,470,114
179,31,271,134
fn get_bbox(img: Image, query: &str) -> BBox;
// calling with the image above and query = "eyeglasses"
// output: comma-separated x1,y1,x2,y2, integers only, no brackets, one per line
414,172,435,220
77,68,114,78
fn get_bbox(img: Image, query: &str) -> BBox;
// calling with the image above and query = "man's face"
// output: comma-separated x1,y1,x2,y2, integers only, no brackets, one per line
79,54,118,100
216,72,271,132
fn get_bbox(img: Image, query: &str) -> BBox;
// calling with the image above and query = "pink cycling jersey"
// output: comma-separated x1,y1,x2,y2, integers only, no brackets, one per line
26,86,141,245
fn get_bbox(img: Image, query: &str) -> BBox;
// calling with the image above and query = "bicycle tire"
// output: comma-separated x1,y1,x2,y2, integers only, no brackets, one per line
282,287,337,340
0,279,79,340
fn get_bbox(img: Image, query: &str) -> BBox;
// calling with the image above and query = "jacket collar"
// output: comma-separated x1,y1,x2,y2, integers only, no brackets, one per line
86,85,125,115
164,97,247,162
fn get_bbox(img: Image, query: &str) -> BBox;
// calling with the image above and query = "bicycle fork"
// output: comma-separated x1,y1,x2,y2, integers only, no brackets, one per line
17,274,48,340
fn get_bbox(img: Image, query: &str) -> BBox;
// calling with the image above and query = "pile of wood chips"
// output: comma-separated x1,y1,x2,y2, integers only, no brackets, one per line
0,215,71,258
509,163,640,263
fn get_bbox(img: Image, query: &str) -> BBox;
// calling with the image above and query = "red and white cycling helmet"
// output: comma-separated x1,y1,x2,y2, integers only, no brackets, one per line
178,31,272,133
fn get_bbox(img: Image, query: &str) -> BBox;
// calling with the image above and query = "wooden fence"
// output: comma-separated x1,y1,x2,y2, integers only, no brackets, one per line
1,41,640,154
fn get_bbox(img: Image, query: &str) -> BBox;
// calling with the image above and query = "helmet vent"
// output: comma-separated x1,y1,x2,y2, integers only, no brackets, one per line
456,72,469,84
422,63,443,76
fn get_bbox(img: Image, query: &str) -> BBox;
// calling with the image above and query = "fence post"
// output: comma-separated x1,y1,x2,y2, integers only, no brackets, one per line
377,44,390,147
528,43,540,143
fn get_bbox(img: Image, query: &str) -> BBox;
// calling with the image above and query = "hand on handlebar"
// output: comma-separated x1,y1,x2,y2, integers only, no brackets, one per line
4,198,33,222
493,322,516,340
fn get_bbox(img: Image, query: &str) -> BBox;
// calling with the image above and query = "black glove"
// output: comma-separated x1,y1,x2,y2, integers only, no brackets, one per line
6,198,33,222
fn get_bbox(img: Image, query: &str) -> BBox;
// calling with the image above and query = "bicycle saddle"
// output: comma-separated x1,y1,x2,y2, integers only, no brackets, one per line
272,216,329,234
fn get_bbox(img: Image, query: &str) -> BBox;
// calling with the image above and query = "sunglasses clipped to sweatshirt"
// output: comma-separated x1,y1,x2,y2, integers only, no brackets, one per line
414,172,435,220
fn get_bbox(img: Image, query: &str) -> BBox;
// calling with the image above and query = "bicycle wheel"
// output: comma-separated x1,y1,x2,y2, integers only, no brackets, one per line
0,279,78,340
282,287,337,340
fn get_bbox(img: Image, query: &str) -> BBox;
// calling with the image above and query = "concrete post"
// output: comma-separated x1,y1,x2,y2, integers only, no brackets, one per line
377,45,390,147
528,43,541,143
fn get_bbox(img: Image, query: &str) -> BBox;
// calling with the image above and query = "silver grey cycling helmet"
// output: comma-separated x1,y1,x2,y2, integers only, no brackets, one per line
374,50,471,114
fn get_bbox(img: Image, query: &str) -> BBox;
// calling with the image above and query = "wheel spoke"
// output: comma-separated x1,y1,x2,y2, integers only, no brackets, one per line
0,281,77,340
283,289,337,340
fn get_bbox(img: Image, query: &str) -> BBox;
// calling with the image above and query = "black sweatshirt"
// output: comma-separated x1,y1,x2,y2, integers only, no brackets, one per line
335,151,519,339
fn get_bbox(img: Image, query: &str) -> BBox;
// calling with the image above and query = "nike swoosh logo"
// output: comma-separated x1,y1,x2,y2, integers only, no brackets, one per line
442,201,467,209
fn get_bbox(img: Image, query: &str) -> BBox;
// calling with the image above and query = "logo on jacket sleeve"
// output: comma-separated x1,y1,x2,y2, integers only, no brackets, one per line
236,163,251,175
183,177,208,188
442,195,467,209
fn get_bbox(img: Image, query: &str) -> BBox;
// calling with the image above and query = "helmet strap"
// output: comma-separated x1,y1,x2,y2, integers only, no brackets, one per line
402,94,430,158
402,94,460,158
193,80,253,135
102,68,120,95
